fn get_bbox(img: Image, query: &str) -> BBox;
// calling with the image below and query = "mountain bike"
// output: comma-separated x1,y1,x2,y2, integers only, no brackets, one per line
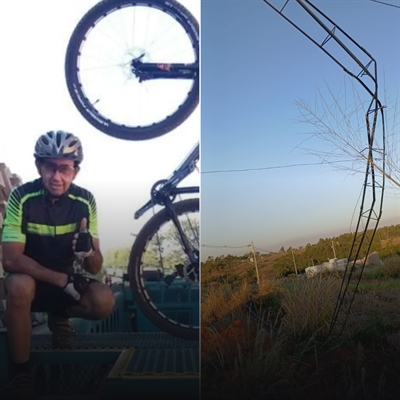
65,0,199,141
128,143,199,340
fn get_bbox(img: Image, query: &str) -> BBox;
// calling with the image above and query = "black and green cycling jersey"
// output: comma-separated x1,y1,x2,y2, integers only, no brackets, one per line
1,178,99,273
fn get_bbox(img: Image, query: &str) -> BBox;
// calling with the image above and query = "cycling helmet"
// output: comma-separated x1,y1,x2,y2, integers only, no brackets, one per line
34,130,83,164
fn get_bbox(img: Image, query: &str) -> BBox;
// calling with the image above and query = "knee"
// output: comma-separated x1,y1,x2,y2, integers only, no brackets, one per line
5,274,36,306
88,284,115,319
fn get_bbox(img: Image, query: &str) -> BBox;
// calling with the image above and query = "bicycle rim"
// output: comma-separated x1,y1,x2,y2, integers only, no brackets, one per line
65,0,199,140
128,198,199,340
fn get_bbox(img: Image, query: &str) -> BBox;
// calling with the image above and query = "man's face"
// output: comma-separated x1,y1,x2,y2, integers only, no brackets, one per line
37,158,79,196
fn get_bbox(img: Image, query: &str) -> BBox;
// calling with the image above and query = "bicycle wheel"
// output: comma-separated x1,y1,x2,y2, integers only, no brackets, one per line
128,198,199,340
65,0,199,141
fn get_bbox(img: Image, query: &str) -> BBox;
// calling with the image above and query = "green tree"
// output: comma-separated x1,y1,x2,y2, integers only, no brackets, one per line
104,246,131,270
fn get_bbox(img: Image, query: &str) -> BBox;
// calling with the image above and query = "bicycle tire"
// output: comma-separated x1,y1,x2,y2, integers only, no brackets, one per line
128,198,199,340
65,0,199,141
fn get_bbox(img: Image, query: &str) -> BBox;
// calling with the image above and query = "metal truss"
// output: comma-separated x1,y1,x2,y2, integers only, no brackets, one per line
263,0,386,337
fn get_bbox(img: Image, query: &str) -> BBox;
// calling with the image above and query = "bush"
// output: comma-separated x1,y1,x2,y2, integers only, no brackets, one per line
352,316,391,347
382,255,400,278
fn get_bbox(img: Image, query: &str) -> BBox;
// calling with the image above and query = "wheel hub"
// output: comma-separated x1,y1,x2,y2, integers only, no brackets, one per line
121,47,151,79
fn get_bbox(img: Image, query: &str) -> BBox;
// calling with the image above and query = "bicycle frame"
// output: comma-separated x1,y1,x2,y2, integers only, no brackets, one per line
132,60,199,82
133,142,199,264
134,142,199,220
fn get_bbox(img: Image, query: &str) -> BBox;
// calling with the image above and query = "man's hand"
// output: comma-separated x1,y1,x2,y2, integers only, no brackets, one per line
62,273,91,301
73,218,94,258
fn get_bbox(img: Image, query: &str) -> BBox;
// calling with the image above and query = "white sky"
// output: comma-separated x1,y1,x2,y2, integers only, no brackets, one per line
0,0,200,254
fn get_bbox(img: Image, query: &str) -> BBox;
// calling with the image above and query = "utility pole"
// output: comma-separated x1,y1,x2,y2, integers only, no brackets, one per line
251,241,260,285
332,240,337,259
291,248,298,276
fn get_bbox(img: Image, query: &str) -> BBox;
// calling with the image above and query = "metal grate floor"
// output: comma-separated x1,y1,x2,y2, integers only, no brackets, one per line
29,332,199,396
32,363,112,396
125,347,199,375
31,332,199,350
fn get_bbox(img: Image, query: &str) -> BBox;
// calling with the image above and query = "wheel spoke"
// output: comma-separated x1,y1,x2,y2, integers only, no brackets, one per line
65,0,199,140
129,199,199,339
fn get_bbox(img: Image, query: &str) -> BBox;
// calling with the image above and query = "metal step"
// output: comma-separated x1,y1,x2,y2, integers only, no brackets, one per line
31,332,199,350
29,332,199,398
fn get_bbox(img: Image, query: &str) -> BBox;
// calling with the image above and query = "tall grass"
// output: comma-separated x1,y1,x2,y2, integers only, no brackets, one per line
202,255,400,399
280,275,340,339
201,280,251,327
202,275,282,327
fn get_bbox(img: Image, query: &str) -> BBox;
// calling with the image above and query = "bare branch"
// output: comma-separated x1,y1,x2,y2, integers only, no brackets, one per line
295,78,399,189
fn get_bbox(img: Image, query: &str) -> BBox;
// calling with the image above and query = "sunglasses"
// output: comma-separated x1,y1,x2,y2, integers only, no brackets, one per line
41,162,77,177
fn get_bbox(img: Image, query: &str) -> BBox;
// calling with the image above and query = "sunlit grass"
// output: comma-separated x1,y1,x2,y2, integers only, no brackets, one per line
201,255,400,399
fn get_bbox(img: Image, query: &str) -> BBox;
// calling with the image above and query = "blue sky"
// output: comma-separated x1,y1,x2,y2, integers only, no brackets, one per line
201,0,400,260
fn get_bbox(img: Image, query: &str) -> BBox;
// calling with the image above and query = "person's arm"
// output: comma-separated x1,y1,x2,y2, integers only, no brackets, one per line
2,243,68,287
85,193,103,275
72,192,103,275
1,188,67,287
